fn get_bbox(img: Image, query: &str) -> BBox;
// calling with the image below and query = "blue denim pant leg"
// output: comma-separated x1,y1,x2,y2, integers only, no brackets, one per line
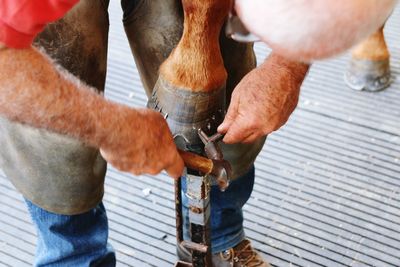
182,165,255,254
25,199,116,267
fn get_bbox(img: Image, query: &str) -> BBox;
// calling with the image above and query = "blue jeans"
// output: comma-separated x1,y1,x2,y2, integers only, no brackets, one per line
25,200,116,267
25,166,255,266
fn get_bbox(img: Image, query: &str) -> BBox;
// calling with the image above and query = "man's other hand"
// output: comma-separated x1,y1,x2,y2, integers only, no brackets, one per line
218,54,309,144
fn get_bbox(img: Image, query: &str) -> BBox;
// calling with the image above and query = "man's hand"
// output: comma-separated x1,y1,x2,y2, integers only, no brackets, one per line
99,108,184,178
218,53,309,144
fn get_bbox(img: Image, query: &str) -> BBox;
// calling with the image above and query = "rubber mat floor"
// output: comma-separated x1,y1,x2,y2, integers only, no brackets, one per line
0,2,399,267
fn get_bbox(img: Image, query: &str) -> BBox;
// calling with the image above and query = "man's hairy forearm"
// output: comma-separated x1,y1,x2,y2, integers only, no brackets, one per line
261,52,310,90
0,47,138,148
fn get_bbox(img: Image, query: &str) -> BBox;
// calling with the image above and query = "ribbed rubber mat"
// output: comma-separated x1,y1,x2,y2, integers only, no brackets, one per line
0,2,399,267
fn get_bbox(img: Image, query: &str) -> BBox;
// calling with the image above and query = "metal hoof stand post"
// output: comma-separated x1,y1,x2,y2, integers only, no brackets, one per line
175,132,231,267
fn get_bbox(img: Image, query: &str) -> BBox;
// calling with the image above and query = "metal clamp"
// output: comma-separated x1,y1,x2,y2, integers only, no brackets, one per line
225,1,260,43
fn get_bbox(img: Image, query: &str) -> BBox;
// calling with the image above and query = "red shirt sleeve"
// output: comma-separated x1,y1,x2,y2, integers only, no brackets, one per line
0,0,79,48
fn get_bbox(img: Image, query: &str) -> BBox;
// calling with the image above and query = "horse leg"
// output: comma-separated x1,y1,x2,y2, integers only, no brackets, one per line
148,0,231,146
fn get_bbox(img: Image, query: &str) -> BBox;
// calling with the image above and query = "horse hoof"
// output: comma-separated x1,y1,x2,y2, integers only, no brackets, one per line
147,77,226,146
344,58,391,92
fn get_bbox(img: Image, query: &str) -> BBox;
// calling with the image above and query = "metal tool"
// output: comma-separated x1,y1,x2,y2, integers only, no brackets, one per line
225,1,260,43
174,131,231,267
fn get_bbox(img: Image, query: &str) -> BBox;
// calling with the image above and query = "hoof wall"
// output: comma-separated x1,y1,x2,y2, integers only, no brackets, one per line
345,59,391,92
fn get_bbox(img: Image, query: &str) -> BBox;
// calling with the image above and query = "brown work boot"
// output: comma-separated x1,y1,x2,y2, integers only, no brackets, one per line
212,239,271,267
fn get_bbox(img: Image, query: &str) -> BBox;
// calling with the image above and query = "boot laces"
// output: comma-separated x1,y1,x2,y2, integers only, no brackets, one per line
220,241,264,267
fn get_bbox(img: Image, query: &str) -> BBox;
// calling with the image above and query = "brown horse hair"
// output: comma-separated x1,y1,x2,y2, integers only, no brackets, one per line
160,0,231,92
